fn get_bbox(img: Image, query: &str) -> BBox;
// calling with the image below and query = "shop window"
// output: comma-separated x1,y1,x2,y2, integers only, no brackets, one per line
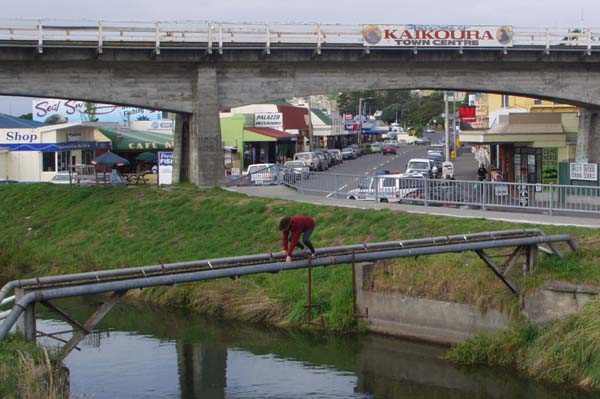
82,150,94,165
42,152,56,172
57,150,72,172
534,99,542,105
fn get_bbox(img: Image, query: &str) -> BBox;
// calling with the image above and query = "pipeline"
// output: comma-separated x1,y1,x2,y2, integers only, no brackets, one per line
0,233,573,340
0,229,547,304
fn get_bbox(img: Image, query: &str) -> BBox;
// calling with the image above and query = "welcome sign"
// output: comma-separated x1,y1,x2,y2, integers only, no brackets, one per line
362,25,513,48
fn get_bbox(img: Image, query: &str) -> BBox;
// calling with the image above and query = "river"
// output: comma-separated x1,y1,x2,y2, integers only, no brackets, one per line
35,297,599,399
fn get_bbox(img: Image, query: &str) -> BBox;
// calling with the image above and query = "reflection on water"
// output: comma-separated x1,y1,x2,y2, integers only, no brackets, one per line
35,298,600,399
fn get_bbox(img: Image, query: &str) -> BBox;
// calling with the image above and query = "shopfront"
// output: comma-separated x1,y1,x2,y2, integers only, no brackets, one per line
0,122,110,182
460,113,569,183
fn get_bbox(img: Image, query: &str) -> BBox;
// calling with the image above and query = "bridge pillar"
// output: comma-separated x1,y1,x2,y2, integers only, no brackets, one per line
182,65,225,187
576,108,600,163
172,113,189,184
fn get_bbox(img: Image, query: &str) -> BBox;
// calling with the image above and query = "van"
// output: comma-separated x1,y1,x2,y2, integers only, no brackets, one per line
346,174,424,203
294,152,319,171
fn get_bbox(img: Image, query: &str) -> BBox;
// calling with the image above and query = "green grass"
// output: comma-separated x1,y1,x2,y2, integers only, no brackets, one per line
446,296,600,390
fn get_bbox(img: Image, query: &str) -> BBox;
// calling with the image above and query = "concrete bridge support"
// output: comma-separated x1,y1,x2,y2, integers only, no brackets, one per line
173,66,224,186
577,108,600,163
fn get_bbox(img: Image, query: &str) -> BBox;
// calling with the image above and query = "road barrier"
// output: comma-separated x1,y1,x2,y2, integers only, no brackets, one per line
233,165,600,215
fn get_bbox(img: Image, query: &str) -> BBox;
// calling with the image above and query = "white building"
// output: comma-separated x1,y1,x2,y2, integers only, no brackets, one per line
0,115,110,182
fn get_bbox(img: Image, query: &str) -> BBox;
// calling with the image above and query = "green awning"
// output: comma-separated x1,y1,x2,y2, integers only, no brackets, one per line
99,128,174,151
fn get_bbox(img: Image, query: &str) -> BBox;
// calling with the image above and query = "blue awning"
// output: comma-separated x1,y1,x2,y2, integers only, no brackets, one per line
0,141,111,152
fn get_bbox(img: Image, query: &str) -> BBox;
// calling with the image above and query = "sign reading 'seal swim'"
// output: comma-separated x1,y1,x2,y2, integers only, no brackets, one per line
362,25,513,47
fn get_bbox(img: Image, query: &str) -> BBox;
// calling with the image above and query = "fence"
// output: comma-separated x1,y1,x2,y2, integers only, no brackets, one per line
228,165,600,215
0,18,599,53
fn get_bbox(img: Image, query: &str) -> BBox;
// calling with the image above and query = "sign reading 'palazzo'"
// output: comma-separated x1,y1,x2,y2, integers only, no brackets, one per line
362,25,513,47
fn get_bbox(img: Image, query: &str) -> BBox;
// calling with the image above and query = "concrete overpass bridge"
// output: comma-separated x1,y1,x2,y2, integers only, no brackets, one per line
1,19,600,186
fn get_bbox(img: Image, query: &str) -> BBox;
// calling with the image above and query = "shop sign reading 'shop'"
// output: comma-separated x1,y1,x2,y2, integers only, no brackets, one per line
362,25,513,48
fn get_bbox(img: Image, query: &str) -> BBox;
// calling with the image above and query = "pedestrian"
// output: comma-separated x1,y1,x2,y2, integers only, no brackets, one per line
477,163,488,181
279,216,316,263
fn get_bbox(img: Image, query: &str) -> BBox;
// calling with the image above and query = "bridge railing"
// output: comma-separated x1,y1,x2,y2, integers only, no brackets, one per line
0,18,598,52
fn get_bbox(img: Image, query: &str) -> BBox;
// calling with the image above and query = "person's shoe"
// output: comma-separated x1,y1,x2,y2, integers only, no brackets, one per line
309,253,317,259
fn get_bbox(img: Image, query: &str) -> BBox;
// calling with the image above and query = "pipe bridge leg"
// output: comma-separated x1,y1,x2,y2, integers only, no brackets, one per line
59,290,127,361
15,288,36,342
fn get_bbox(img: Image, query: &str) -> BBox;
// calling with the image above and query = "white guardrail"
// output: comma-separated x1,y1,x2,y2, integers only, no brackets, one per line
0,18,598,53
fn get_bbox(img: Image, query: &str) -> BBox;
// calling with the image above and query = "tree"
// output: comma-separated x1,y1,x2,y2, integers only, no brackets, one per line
19,113,32,120
381,104,402,124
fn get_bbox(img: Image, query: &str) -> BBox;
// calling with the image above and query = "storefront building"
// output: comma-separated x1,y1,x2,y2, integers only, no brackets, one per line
460,112,575,184
0,116,110,182
98,126,174,171
220,114,297,172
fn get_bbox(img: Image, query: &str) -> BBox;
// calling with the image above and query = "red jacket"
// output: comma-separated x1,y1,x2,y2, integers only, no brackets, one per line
282,216,315,257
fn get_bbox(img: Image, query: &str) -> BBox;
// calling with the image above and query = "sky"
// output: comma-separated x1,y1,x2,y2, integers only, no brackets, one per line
2,0,600,116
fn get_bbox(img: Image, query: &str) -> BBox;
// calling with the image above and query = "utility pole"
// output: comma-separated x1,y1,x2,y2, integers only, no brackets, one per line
444,92,450,162
358,97,372,145
452,94,457,155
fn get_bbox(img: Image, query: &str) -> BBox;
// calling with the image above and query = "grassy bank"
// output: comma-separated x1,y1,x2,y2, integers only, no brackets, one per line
445,296,600,390
1,184,600,389
0,334,67,398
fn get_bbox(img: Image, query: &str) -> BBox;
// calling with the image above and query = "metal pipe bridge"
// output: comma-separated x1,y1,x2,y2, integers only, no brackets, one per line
0,229,577,360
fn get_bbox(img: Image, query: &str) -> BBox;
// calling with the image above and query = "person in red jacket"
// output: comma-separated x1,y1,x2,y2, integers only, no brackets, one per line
279,216,316,263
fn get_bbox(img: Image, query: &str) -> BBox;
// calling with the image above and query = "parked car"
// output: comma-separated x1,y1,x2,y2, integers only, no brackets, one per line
315,153,328,171
341,147,357,160
349,144,363,157
294,152,319,171
382,144,397,155
370,142,382,154
245,163,277,185
328,149,343,164
50,172,77,185
315,149,335,167
283,160,310,183
406,158,437,178
346,174,424,203
415,137,431,145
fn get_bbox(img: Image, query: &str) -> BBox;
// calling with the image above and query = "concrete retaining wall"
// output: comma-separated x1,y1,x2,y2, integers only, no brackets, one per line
355,263,598,344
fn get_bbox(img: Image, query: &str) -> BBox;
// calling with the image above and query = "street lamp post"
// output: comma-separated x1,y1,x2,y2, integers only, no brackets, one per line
358,97,372,145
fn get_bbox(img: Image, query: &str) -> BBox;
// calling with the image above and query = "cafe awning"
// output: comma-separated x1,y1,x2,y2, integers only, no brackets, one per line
99,128,174,151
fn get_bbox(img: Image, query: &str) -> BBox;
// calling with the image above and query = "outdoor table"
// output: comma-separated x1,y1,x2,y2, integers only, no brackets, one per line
123,173,149,185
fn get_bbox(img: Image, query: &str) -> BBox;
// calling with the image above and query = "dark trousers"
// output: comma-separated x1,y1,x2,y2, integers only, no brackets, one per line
289,229,315,253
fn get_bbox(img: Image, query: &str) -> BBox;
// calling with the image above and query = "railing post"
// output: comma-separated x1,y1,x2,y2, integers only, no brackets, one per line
374,176,379,202
424,178,429,207
482,181,487,212
549,183,554,215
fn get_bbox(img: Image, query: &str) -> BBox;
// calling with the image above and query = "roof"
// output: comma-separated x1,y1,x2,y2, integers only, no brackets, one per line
244,127,297,140
311,109,333,125
487,113,564,135
99,127,174,151
276,105,309,130
0,114,45,128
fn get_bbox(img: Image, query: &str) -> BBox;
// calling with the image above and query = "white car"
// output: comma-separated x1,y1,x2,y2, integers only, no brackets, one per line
293,152,319,171
246,163,277,185
50,172,77,185
346,174,424,203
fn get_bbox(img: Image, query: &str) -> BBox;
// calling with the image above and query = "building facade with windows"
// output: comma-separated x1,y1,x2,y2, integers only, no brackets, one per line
0,115,110,182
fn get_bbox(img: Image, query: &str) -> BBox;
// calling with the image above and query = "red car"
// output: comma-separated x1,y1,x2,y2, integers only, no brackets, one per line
382,144,397,155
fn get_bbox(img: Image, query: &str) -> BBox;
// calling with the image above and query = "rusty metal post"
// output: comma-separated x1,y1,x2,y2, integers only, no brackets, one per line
15,288,36,342
307,258,313,323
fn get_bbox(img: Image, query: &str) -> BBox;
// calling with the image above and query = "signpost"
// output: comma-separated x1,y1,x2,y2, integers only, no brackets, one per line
158,151,173,185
